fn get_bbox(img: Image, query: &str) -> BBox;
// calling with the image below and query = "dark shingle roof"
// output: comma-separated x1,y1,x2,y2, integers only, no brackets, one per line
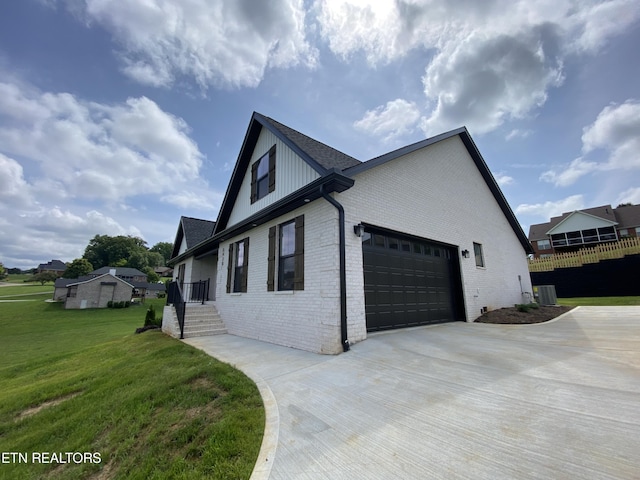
91,267,146,277
182,217,216,249
55,276,91,287
38,259,66,271
614,203,640,228
259,115,361,171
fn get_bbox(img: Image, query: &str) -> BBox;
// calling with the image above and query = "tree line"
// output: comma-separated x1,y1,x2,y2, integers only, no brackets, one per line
1,235,174,284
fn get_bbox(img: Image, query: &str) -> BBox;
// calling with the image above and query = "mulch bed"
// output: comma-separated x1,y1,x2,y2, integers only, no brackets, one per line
474,305,574,324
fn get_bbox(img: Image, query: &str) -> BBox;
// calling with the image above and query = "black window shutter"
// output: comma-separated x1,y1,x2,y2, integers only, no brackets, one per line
268,147,276,193
242,237,249,293
293,215,304,290
250,161,258,204
226,244,233,294
267,226,276,291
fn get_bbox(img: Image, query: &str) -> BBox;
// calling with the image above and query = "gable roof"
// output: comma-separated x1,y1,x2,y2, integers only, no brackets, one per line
171,216,216,259
546,210,618,235
346,127,533,254
175,115,531,260
259,115,361,171
91,267,146,277
55,276,91,288
528,204,636,240
67,273,134,288
214,112,360,234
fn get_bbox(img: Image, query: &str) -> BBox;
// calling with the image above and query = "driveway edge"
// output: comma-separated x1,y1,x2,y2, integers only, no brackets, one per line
182,338,279,480
247,370,279,480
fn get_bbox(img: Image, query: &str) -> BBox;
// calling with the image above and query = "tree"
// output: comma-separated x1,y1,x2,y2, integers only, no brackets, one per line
144,267,160,283
83,235,148,270
0,262,6,281
63,258,94,279
146,251,165,268
32,272,58,285
150,242,173,265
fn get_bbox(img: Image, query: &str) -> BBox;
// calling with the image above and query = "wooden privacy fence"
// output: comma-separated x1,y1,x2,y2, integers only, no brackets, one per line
528,237,640,272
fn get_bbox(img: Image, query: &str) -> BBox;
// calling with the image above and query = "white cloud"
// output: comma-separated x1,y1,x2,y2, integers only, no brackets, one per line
516,194,585,218
495,174,515,187
0,81,205,203
68,0,317,89
0,204,142,269
420,27,564,135
353,99,420,142
0,79,218,269
316,0,640,136
616,187,640,205
506,129,533,141
0,153,32,206
539,157,600,187
163,190,223,211
581,100,640,168
541,100,640,186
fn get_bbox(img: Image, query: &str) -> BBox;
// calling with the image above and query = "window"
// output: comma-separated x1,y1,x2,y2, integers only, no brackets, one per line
279,221,296,290
473,242,485,267
268,215,304,291
537,239,551,250
67,286,77,298
251,146,275,203
226,238,249,293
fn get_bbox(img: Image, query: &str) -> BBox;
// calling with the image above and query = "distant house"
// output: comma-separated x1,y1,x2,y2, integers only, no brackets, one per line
89,267,147,283
63,272,133,309
154,266,173,277
37,259,67,277
528,204,640,258
53,266,165,303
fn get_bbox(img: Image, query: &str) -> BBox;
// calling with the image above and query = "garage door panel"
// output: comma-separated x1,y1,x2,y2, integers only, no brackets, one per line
363,230,461,332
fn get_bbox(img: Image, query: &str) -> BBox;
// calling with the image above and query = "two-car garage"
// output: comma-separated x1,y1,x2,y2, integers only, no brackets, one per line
362,227,465,332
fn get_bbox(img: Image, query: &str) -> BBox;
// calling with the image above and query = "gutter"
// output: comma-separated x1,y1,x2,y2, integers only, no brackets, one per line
320,185,350,352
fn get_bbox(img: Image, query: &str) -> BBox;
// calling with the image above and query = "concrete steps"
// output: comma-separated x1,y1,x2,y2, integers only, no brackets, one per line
164,304,227,339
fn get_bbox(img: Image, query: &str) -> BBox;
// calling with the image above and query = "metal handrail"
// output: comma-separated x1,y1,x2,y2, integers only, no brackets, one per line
166,279,210,339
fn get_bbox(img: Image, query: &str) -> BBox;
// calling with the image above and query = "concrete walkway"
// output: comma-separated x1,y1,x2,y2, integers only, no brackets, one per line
185,307,640,479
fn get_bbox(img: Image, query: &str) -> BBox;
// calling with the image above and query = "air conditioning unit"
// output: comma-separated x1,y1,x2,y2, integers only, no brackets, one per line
535,285,557,306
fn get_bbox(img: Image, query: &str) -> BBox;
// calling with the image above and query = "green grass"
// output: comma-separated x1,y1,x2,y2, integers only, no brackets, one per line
4,274,37,283
0,284,54,299
557,296,640,306
0,294,264,480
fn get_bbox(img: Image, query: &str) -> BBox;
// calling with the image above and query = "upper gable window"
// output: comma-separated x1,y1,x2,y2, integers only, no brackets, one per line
251,146,276,203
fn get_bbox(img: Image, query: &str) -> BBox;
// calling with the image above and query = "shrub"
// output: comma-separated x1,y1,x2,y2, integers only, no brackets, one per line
515,302,540,313
107,301,113,308
145,305,156,327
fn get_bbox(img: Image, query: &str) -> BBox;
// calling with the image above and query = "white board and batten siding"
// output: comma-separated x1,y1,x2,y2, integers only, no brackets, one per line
227,128,321,227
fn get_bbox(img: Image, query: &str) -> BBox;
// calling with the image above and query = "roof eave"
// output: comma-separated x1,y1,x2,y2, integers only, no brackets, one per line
169,170,354,264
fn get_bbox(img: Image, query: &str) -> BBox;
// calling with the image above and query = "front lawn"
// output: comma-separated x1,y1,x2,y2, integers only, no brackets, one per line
0,296,264,479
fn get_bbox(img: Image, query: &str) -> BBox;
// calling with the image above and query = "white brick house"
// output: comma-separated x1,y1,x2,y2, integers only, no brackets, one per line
168,113,533,354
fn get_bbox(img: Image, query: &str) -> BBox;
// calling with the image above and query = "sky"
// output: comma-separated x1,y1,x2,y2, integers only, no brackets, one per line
1,0,639,270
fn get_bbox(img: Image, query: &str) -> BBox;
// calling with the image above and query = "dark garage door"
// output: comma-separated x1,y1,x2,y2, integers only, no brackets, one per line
362,229,463,331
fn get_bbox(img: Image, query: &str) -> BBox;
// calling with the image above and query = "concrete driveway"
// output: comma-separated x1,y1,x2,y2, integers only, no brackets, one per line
185,306,640,480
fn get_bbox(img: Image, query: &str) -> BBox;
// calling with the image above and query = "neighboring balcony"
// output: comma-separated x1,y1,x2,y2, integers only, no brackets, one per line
550,226,618,249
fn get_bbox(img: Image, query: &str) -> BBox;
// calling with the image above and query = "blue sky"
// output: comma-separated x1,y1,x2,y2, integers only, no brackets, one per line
1,0,639,270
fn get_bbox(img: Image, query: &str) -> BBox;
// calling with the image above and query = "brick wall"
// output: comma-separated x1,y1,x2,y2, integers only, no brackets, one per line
215,200,347,354
339,135,533,321
210,134,532,353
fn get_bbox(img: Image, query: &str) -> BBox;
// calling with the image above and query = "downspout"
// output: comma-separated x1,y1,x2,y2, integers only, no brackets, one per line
320,184,350,352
